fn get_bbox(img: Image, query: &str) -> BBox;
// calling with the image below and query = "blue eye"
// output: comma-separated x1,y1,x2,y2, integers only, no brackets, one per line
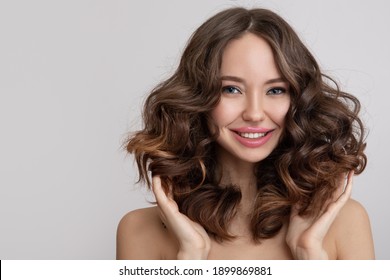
267,87,286,95
222,86,241,94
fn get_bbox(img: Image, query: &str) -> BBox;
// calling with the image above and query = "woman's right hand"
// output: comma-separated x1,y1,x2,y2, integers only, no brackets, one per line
152,176,211,259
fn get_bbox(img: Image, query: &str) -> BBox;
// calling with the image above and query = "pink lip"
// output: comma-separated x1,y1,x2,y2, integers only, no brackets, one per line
233,127,273,133
231,129,274,148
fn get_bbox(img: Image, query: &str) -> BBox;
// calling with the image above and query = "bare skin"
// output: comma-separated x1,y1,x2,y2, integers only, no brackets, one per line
117,171,375,259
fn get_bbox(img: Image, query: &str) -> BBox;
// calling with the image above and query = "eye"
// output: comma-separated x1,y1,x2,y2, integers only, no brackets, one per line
221,86,241,95
267,87,287,95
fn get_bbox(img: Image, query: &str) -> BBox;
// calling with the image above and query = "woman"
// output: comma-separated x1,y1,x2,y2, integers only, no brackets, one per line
117,7,374,259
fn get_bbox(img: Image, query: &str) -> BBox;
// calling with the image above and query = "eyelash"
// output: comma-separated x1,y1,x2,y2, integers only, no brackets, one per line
221,86,241,94
221,86,287,95
267,87,287,95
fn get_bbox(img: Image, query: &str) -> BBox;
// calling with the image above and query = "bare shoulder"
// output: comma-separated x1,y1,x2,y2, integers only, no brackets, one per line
331,198,375,259
116,207,176,259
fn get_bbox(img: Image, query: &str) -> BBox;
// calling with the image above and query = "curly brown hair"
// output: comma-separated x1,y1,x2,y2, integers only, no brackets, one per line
126,7,367,242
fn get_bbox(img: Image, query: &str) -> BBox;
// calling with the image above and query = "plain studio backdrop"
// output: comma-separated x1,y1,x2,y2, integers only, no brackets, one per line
0,0,389,259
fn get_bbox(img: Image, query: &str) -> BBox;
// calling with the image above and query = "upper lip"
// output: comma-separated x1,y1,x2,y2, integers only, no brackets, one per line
232,127,274,133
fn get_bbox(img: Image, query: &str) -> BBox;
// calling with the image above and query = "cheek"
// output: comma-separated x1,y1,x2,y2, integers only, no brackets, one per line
268,99,290,125
210,100,239,126
210,106,224,126
208,106,222,134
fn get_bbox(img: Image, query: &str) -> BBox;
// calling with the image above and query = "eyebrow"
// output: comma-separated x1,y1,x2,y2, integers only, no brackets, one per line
220,75,287,85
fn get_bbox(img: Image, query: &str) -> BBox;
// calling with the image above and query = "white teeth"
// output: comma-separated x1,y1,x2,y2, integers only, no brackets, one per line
239,132,266,139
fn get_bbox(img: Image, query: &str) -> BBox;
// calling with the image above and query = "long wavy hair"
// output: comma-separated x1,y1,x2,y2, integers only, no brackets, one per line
126,7,367,241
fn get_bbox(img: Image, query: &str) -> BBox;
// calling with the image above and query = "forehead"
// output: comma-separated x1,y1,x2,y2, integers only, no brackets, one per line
220,33,281,79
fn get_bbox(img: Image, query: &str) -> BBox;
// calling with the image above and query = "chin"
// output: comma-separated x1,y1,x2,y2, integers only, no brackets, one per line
232,150,274,164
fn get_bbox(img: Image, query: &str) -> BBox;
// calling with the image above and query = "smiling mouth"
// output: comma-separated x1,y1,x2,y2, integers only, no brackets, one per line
231,129,275,148
238,132,267,139
234,129,275,139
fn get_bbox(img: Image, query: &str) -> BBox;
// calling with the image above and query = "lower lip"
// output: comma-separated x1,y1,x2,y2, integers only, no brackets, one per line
232,131,274,148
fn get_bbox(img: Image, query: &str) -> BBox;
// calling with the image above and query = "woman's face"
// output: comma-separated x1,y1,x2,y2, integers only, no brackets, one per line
210,33,290,164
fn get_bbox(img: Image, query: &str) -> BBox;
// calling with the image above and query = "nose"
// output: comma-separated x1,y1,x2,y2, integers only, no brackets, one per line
242,95,265,122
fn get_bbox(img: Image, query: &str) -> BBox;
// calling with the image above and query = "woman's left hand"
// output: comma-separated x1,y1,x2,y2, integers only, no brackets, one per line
286,171,354,259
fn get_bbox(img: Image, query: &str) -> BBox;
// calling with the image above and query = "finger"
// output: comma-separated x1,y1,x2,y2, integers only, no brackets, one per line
316,172,353,225
341,171,349,193
152,175,175,201
331,171,348,201
325,170,352,212
310,171,353,228
152,176,169,220
336,170,353,202
289,203,300,220
152,176,167,204
326,175,353,216
152,175,182,225
166,181,174,200
152,176,177,215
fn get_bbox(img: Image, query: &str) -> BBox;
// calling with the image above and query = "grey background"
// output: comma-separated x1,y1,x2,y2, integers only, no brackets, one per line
0,0,389,259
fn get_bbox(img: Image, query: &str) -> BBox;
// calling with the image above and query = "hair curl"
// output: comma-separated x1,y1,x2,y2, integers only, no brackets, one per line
126,7,367,242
